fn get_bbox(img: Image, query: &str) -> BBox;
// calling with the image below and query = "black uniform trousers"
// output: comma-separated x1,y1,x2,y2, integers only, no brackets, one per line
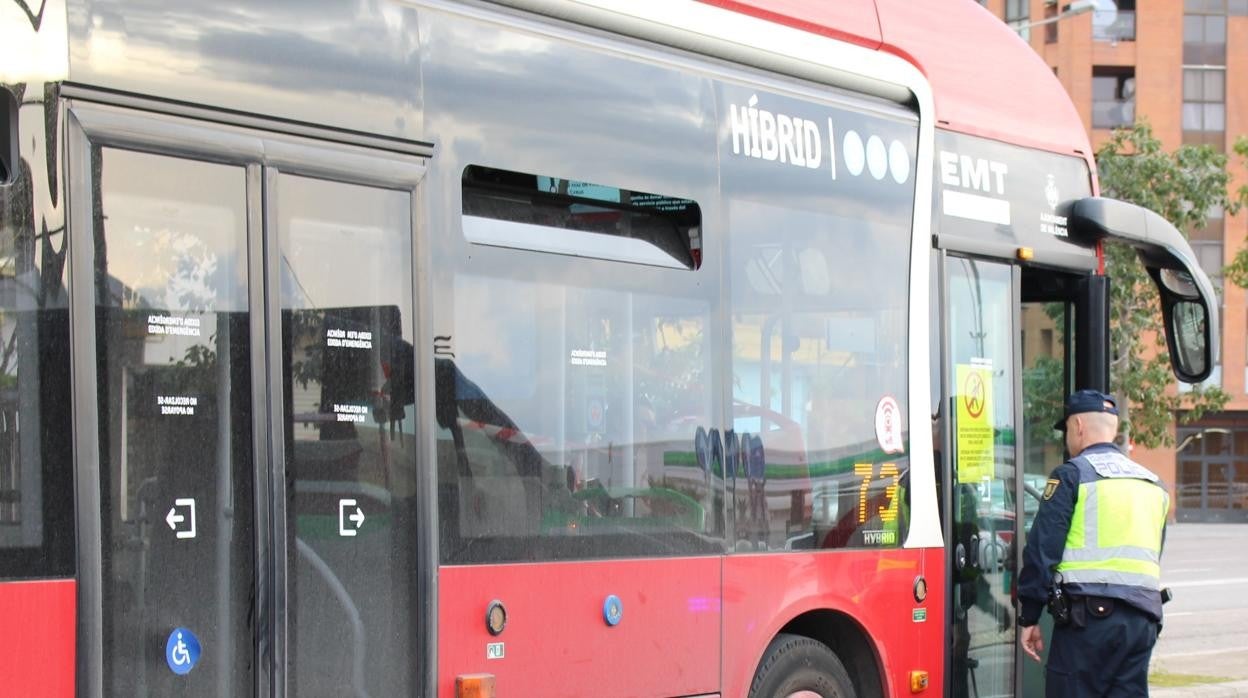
1045,597,1160,697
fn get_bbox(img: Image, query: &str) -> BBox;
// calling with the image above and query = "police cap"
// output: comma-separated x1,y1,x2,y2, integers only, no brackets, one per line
1054,389,1119,431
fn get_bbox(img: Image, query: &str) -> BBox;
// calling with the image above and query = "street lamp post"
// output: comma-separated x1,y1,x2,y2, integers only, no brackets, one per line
1009,0,1095,35
1176,427,1232,455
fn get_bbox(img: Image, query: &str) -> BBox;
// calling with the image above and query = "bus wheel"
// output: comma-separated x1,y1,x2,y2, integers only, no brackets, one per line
749,633,856,698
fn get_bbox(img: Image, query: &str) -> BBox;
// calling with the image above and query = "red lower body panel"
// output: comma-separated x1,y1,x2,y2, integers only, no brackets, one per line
440,547,946,697
0,578,76,698
721,547,946,697
439,557,720,697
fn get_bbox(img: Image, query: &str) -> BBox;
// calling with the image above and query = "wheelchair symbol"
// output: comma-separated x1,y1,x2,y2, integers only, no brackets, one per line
165,627,201,675
172,639,191,665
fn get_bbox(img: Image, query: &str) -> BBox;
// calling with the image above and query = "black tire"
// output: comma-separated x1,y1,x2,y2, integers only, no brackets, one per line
749,633,857,698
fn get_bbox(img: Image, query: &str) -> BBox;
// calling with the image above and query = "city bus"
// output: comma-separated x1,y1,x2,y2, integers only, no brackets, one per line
0,0,1217,696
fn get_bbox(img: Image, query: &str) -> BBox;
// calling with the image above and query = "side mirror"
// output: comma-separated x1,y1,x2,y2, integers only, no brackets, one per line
1067,197,1217,383
1153,270,1210,382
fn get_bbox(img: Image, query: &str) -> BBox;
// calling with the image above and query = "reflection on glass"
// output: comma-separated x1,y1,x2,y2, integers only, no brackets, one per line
1159,268,1199,297
946,259,1015,698
95,148,253,696
1171,300,1208,379
0,99,72,578
437,273,720,563
1174,427,1247,521
1019,297,1070,693
279,174,416,696
1178,460,1204,511
1021,300,1070,529
1233,462,1248,512
727,200,910,552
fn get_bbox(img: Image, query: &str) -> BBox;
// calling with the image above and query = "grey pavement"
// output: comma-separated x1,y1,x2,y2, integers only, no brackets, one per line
1153,682,1248,698
1148,523,1248,697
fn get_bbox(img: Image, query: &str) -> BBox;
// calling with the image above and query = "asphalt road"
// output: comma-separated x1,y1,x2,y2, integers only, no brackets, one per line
1150,523,1248,691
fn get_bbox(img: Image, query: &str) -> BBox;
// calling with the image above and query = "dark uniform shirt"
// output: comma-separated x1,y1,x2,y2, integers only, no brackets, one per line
1017,442,1165,626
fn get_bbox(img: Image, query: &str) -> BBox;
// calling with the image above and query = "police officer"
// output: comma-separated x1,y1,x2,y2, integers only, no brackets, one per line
1017,389,1169,697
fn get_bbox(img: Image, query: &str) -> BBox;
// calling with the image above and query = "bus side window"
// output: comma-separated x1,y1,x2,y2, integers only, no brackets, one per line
438,169,716,564
726,195,913,552
0,91,73,581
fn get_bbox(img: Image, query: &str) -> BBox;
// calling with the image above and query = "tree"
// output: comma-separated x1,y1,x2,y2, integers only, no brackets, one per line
1090,121,1248,448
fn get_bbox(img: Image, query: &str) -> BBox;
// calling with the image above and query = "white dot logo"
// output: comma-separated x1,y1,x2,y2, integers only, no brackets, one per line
889,140,910,184
866,136,888,181
843,131,865,177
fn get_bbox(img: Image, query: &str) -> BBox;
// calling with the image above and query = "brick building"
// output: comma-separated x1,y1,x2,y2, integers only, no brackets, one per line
983,0,1248,522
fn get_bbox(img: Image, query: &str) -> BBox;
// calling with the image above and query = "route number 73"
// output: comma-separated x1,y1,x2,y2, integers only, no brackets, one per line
853,462,900,525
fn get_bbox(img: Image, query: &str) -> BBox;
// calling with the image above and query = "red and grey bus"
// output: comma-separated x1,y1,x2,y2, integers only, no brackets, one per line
0,1,1216,696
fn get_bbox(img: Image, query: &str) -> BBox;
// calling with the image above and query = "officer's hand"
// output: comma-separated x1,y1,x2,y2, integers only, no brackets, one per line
1021,625,1044,663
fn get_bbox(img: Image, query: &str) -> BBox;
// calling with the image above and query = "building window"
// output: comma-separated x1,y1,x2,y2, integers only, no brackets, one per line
1190,239,1225,294
1092,67,1135,129
1006,0,1029,22
1189,200,1225,295
1190,206,1224,243
1182,67,1226,148
1007,0,1030,40
1093,1,1137,42
1187,0,1248,14
1183,13,1227,64
1044,5,1059,43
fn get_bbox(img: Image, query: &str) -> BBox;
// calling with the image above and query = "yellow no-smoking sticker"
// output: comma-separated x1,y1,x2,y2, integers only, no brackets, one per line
955,363,994,484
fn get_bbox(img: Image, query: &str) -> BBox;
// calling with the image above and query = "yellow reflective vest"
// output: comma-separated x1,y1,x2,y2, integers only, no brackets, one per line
1055,450,1169,591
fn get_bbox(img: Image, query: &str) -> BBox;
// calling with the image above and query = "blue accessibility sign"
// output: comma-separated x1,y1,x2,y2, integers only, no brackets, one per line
165,627,201,675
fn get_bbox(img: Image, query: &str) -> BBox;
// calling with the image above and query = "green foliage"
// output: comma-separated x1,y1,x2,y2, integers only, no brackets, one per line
166,337,219,397
636,318,706,426
1022,354,1065,446
1221,136,1248,286
1094,122,1242,448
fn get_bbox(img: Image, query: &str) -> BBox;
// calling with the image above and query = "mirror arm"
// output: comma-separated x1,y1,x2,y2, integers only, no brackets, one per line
1067,197,1219,382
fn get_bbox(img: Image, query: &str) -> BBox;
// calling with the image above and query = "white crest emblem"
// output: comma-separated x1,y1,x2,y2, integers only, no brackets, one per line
1044,174,1060,210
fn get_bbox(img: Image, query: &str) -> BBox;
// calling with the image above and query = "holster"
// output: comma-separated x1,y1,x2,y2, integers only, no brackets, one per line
1052,593,1106,629
1068,596,1087,628
1047,584,1071,626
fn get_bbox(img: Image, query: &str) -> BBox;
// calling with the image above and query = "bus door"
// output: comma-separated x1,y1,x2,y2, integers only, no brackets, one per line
1017,266,1114,695
932,129,1116,698
941,254,1105,698
69,103,426,696
941,255,1020,698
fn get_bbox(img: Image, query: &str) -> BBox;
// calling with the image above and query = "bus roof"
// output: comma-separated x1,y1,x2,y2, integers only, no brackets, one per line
41,0,1092,166
700,0,1093,160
